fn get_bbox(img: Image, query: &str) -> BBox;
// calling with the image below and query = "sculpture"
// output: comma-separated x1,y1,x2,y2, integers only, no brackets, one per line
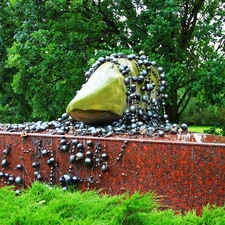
66,53,169,132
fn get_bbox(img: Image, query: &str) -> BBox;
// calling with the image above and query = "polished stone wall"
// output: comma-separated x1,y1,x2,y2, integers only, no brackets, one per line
0,131,225,214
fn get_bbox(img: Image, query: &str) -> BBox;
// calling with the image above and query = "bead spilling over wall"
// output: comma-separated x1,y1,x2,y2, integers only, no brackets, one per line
0,133,131,192
0,53,188,192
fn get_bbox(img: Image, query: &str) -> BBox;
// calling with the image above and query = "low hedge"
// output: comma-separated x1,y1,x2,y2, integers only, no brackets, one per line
1,182,225,224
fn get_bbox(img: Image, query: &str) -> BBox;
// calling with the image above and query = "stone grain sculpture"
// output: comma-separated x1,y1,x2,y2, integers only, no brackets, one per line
66,53,169,130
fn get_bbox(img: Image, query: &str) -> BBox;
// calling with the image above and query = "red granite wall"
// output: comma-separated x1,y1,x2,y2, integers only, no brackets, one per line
0,131,225,214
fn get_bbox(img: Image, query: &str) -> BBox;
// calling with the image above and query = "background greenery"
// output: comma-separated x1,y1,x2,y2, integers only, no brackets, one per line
1,182,225,225
0,0,224,133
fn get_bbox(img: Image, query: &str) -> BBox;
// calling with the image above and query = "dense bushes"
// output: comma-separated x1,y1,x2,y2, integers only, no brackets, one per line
1,182,225,224
180,98,225,135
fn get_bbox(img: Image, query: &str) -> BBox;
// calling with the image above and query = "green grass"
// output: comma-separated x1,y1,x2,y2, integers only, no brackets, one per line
189,126,223,135
1,182,225,224
188,126,212,133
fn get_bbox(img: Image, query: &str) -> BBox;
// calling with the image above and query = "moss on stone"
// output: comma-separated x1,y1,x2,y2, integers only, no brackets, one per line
66,62,127,123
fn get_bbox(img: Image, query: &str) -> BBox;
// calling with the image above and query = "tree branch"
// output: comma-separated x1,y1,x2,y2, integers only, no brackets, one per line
178,94,191,118
179,0,205,49
177,77,197,89
177,88,192,117
97,0,120,35
177,87,190,108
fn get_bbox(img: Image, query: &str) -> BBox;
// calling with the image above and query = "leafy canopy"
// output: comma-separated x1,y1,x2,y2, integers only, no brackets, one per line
0,0,224,123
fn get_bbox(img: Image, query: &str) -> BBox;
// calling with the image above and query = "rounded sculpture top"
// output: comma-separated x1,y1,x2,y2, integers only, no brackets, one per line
66,53,169,126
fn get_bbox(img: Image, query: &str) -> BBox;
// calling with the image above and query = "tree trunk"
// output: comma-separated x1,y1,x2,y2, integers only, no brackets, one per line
166,90,179,123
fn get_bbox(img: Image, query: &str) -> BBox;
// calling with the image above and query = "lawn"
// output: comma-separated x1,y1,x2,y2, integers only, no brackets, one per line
188,126,212,133
188,126,223,135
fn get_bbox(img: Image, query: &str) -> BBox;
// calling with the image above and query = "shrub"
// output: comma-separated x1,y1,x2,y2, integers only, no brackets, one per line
1,182,225,224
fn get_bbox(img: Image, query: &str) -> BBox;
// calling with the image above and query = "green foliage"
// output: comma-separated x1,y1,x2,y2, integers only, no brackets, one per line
0,0,224,123
181,98,218,126
1,182,225,224
203,127,224,136
201,204,225,225
141,0,225,122
181,97,225,135
111,192,159,224
0,182,123,225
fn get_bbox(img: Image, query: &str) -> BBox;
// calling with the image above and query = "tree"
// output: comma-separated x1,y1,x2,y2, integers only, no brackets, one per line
0,0,27,122
139,0,225,122
1,0,225,123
